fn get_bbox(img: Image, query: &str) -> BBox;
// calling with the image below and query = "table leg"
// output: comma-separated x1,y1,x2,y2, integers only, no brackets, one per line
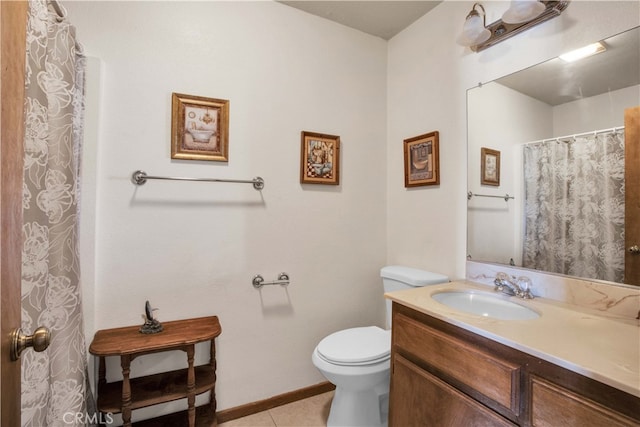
209,340,217,424
121,354,132,427
98,357,106,389
187,344,196,426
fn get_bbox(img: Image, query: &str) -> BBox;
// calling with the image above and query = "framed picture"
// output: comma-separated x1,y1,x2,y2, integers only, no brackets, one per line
404,131,439,187
300,131,340,185
481,147,500,186
171,92,229,162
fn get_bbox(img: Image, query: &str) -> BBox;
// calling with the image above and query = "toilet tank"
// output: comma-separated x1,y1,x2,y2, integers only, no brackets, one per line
381,266,449,328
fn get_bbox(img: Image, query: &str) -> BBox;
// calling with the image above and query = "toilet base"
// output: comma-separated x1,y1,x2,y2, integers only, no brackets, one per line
327,385,389,427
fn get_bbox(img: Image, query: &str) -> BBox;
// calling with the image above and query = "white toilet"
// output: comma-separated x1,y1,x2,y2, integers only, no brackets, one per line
312,266,449,427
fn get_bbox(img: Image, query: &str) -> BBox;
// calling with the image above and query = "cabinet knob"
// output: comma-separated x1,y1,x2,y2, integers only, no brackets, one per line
629,245,640,254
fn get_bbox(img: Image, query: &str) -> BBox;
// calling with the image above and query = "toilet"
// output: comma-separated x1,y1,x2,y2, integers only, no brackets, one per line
312,266,449,427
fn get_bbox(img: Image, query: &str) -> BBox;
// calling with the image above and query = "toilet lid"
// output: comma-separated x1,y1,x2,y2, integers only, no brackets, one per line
317,326,390,365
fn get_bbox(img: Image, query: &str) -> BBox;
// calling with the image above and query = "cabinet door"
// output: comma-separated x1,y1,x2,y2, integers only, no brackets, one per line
531,377,639,427
390,355,516,427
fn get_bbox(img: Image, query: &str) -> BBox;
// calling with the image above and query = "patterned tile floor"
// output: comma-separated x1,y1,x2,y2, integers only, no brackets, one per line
218,391,333,427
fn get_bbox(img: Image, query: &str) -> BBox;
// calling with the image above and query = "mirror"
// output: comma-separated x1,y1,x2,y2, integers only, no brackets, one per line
467,26,640,285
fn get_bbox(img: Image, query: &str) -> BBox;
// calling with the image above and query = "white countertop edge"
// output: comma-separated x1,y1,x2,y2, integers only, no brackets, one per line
385,280,640,398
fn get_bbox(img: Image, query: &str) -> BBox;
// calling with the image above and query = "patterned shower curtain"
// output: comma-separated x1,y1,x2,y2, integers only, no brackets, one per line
522,130,625,283
21,1,89,425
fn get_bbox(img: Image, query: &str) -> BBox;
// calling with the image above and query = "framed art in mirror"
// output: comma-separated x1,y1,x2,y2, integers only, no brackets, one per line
300,131,340,185
404,131,439,187
171,92,229,162
481,147,500,186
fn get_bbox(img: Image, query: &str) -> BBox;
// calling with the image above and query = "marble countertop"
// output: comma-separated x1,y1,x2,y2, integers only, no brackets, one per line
385,280,640,398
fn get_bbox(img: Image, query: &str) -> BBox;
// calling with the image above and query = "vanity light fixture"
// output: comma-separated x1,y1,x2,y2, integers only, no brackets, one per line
559,41,607,62
502,0,546,24
458,0,570,52
456,3,491,47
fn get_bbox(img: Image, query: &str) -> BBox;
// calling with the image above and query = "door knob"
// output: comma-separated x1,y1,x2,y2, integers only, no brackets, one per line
10,326,51,361
629,245,640,254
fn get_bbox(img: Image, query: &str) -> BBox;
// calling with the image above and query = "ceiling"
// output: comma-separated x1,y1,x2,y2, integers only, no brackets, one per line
278,1,442,40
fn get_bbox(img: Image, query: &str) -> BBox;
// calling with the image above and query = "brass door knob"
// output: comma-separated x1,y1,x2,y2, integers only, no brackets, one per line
10,326,51,361
629,245,640,254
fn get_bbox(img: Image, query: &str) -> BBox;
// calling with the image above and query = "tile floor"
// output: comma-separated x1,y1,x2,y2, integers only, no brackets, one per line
218,391,333,427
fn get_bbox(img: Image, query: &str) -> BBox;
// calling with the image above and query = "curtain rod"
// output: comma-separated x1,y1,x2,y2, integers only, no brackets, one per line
521,126,624,146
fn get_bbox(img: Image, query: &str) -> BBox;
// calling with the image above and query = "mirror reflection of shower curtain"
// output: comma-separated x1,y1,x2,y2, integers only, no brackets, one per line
522,130,625,283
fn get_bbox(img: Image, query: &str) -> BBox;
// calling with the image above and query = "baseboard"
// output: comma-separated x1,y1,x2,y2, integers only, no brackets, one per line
216,381,335,424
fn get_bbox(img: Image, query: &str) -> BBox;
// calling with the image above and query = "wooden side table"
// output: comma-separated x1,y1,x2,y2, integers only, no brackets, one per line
89,316,222,427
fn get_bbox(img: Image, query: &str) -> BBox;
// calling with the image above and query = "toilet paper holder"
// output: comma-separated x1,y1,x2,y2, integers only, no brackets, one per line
252,272,290,289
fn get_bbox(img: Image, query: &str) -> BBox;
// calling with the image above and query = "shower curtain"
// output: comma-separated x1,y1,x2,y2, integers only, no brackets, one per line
522,130,625,283
21,1,90,425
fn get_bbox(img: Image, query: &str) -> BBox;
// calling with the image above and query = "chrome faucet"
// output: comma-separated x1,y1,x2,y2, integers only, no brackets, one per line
494,272,534,299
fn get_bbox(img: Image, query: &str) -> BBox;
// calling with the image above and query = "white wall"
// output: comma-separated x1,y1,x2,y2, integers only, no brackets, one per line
69,0,640,418
68,0,388,415
386,0,639,281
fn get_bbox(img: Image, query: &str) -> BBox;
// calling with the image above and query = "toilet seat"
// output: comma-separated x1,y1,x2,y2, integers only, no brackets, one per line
316,326,390,366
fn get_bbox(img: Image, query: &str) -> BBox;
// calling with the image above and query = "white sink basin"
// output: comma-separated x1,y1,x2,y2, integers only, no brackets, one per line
432,291,540,320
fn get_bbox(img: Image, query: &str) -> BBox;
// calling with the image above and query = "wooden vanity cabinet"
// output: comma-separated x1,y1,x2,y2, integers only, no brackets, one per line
389,303,640,427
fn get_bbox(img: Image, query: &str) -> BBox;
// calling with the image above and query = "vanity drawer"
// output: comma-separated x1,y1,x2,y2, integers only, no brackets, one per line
393,312,521,413
530,377,640,427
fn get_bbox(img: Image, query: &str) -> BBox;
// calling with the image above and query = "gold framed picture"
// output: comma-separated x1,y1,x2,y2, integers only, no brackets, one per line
404,131,439,187
171,92,229,162
481,147,500,186
300,131,340,185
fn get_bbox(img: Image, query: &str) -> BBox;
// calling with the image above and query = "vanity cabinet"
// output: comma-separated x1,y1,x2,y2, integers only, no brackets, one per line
89,316,222,427
389,303,640,427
